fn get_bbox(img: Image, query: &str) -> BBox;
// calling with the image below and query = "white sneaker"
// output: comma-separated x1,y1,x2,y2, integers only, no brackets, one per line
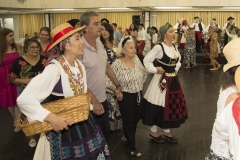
29,138,37,147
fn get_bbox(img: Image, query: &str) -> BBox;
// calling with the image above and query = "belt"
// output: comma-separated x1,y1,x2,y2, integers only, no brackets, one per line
165,72,176,77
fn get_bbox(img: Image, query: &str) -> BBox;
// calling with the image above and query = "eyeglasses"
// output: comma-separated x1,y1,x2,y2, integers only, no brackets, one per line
29,46,40,50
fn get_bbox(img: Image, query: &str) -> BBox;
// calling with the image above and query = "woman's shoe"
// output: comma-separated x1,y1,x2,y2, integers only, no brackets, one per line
149,134,165,143
126,148,141,157
14,126,21,132
121,135,127,144
161,135,178,143
210,68,218,71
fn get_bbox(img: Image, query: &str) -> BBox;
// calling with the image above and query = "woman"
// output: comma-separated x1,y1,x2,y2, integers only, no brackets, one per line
183,27,196,68
39,27,51,55
111,37,147,157
205,38,240,160
0,28,22,132
100,22,117,64
100,22,122,131
9,38,46,147
142,23,188,143
209,26,221,70
226,26,239,41
17,23,110,160
179,20,188,51
129,24,138,45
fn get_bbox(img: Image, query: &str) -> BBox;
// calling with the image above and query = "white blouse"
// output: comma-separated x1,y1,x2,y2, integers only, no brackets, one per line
210,86,237,159
111,56,147,93
17,59,87,122
143,43,181,74
215,100,240,160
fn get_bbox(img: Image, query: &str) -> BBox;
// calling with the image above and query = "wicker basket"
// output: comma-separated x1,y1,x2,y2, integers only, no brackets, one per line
18,93,91,137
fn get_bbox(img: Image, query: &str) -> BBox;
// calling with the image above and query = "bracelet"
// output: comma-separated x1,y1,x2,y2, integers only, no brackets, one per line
116,84,121,88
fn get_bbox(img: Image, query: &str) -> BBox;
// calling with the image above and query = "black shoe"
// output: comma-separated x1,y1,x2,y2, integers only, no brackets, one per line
149,134,165,143
161,135,178,143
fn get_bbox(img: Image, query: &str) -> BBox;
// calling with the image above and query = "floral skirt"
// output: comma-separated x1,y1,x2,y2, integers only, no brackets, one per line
106,92,122,131
205,150,230,160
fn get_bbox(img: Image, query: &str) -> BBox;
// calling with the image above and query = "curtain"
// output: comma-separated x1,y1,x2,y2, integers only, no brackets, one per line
53,12,141,30
156,11,240,30
98,12,142,29
19,14,45,38
54,13,82,27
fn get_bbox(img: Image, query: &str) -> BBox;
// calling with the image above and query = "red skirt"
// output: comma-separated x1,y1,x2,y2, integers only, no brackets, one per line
137,41,145,59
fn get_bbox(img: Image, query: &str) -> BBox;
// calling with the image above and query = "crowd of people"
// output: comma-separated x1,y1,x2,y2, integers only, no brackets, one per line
0,11,240,159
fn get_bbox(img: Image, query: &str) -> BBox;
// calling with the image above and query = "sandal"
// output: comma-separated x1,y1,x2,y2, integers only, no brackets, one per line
121,135,127,144
126,148,142,157
184,66,190,69
149,134,165,143
161,134,178,143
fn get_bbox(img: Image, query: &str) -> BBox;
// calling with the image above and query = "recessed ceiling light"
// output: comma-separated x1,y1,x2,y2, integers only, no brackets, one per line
99,8,129,10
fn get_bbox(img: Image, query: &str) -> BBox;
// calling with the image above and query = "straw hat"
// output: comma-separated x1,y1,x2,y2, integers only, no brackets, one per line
223,38,240,72
235,67,240,89
44,23,86,54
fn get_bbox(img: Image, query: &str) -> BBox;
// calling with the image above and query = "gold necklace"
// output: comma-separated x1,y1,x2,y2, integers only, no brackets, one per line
166,45,178,59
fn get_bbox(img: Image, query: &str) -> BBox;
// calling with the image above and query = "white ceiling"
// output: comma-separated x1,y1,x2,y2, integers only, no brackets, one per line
1,6,240,14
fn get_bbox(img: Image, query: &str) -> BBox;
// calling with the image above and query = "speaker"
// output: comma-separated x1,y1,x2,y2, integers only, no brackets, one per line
132,15,141,26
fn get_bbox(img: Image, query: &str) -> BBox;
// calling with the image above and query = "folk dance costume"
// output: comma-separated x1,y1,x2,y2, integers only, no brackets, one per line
179,25,189,50
17,23,110,160
190,19,204,52
205,86,237,160
142,42,188,131
137,28,146,60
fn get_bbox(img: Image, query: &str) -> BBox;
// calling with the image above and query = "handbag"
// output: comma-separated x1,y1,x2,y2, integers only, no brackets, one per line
18,93,91,137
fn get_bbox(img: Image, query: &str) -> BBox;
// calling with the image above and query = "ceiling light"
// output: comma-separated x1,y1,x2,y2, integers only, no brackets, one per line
99,7,129,10
154,6,186,9
45,9,75,11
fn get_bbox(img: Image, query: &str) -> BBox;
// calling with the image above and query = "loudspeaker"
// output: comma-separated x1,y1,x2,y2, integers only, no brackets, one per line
132,15,141,26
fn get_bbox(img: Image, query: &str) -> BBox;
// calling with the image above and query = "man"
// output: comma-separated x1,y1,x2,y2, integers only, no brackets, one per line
222,16,236,46
199,19,206,50
111,23,121,45
79,11,122,141
190,16,205,53
32,32,39,40
137,23,146,61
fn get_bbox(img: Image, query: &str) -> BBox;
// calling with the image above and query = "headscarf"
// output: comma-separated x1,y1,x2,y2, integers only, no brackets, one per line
159,23,172,42
67,19,79,27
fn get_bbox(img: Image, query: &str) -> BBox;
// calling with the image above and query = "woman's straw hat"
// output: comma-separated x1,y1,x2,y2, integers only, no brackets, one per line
44,23,86,54
235,66,240,90
223,38,240,72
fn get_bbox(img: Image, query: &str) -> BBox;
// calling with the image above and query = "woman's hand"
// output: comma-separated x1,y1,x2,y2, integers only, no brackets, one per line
44,113,71,132
92,101,104,115
156,67,165,74
115,89,123,101
23,78,31,85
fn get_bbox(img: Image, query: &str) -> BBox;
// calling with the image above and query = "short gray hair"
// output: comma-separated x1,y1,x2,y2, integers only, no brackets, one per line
80,11,99,27
116,38,134,58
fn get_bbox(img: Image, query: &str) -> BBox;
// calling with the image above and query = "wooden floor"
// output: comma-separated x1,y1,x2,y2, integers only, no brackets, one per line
0,65,223,160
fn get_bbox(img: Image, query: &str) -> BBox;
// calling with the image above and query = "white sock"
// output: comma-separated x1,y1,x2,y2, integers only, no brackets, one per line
150,125,158,132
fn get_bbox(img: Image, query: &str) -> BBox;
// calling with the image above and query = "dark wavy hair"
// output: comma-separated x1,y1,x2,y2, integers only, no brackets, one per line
129,24,137,31
221,65,240,90
23,38,42,54
100,22,114,45
0,28,17,65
